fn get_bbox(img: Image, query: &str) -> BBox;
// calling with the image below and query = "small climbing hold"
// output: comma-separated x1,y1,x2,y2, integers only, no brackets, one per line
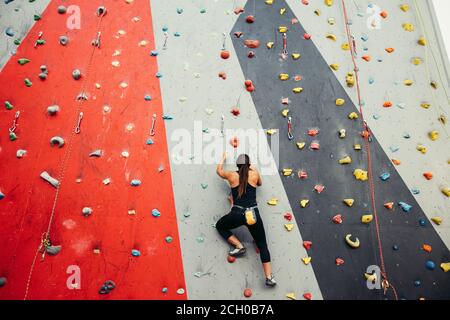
384,202,394,210
361,214,373,224
234,7,244,15
282,168,293,176
244,39,260,48
332,214,343,224
103,178,111,185
342,43,350,50
0,277,7,287
431,217,442,225
345,234,360,248
422,244,432,253
303,293,312,300
266,129,277,135
151,209,161,218
423,172,433,180
330,63,339,71
16,149,27,158
441,262,450,272
200,183,208,189
314,184,325,193
303,33,311,40
297,142,306,149
230,136,239,148
131,249,140,257
18,58,30,66
343,199,354,207
246,15,255,23
298,170,308,179
362,55,371,62
339,156,352,165
403,79,413,86
131,179,142,186
402,23,414,32
47,105,60,115
98,280,116,294
339,129,346,139
244,288,252,298
348,112,358,120
267,198,278,206
162,287,168,294
301,257,312,265
428,131,439,141
46,245,61,256
231,107,240,116
82,207,93,217
244,79,255,92
383,101,393,108
218,72,227,80
57,5,67,14
416,145,427,154
398,201,412,212
441,187,450,197
40,171,60,188
314,9,321,16
278,26,288,33
365,271,377,284
430,81,438,89
425,260,436,270
380,173,390,181
5,101,13,110
292,53,301,60
284,213,293,221
286,293,296,300
420,102,430,109
385,47,394,53
50,136,65,148
300,199,309,208
400,4,409,12
418,37,427,46
336,98,345,106
59,35,69,46
285,223,294,231
303,241,312,250
266,41,274,49
326,34,337,41
354,169,368,181
279,73,289,81
335,258,344,265
310,141,320,150
265,0,274,4
0,191,5,200
24,78,32,87
281,109,289,117
292,87,303,94
72,69,82,80
165,236,173,243
346,72,355,87
392,245,399,251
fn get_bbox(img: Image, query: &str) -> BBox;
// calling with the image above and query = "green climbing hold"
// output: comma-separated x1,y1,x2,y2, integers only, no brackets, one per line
165,236,173,243
14,39,21,45
5,101,13,110
18,58,30,66
36,39,45,45
34,14,41,21
200,8,207,13
9,132,17,141
24,78,32,87
201,183,208,189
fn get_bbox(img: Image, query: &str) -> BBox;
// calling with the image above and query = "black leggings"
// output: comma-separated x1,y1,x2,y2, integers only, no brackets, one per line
216,207,271,263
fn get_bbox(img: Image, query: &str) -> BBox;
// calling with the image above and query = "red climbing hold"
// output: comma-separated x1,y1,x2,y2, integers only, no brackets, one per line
303,241,312,250
244,288,252,298
383,101,393,108
307,128,319,136
302,0,309,5
384,202,394,210
247,51,255,58
303,33,311,40
245,79,255,92
332,214,343,224
230,136,239,148
303,293,312,300
284,212,293,221
218,72,227,80
244,39,260,48
220,50,230,59
246,15,255,23
227,255,236,263
335,258,345,265
298,170,308,179
231,107,240,116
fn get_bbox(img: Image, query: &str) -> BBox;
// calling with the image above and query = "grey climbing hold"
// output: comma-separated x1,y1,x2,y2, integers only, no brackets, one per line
82,207,93,217
5,27,14,37
40,171,60,188
0,277,6,287
176,288,185,295
150,50,158,56
152,209,161,217
59,36,69,46
96,6,107,17
89,149,102,157
50,136,65,148
47,105,60,115
57,5,67,14
0,191,5,200
16,149,27,158
131,249,140,257
45,245,61,256
130,179,141,186
72,69,82,80
39,73,48,80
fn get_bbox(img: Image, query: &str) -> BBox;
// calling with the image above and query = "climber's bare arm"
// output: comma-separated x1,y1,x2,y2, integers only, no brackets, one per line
216,152,232,180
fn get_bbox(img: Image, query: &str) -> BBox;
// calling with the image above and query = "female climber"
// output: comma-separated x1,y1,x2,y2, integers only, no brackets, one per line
215,153,276,287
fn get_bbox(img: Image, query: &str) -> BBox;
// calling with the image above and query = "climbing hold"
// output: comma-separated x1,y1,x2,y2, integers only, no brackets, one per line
403,79,413,86
200,183,208,189
365,271,377,284
230,136,239,148
343,199,354,207
380,173,390,181
18,58,30,66
24,78,32,87
5,101,13,110
384,202,394,210
130,179,142,186
402,23,414,32
414,280,421,287
425,260,436,270
266,129,277,135
398,202,412,212
353,169,368,181
266,42,274,49
50,136,65,148
59,35,69,46
416,145,427,154
303,241,312,250
362,55,371,62
281,109,289,117
298,170,308,179
82,207,93,217
16,149,27,158
231,107,240,116
292,53,301,60
310,141,320,150
336,98,345,106
0,277,6,287
339,129,346,138
420,102,430,109
418,37,427,46
10,132,17,141
303,33,311,40
302,257,312,265
284,213,293,221
244,39,260,48
57,5,67,14
348,112,358,120
400,4,409,12
300,199,309,208
383,101,393,108
244,288,252,298
303,293,312,300
40,171,60,188
47,105,60,115
431,217,442,225
278,26,288,33
282,168,293,176
280,8,286,15
392,245,399,251
292,87,303,94
165,236,173,243
385,47,394,53
285,223,294,232
220,50,230,59
422,244,432,253
246,15,255,23
151,209,161,218
72,69,82,80
335,258,344,265
131,249,140,257
339,156,352,165
314,9,321,16
345,234,360,248
423,172,433,180
441,187,450,197
332,214,343,224
361,215,373,224
346,73,355,87
279,73,289,81
46,245,61,256
267,198,278,206
103,178,111,185
314,185,325,193
265,0,274,4
247,51,255,58
218,72,227,80
326,34,337,41
98,280,116,294
430,81,438,89
286,293,296,300
441,262,450,272
428,131,439,141
297,142,306,149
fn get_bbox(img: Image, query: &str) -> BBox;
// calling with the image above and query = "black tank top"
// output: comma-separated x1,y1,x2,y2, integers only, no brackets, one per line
231,184,257,207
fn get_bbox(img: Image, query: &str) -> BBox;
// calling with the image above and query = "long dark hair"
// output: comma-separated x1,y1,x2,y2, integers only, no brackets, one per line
236,154,250,198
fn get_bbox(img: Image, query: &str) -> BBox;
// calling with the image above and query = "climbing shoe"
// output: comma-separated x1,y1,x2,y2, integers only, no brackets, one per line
265,275,277,287
229,247,246,257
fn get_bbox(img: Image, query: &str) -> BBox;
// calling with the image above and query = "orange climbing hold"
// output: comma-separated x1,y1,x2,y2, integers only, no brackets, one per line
220,50,230,59
423,172,433,180
244,39,260,48
391,159,401,165
362,55,371,62
422,244,432,253
246,15,255,23
383,101,393,108
385,47,395,53
384,202,394,210
380,11,388,19
230,136,239,148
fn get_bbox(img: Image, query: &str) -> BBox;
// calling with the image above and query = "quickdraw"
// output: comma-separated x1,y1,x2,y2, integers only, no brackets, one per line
221,114,225,136
149,113,157,136
287,116,294,140
9,111,20,133
92,31,101,48
281,33,288,59
162,32,168,50
351,35,357,57
222,32,227,51
74,112,83,134
34,31,43,48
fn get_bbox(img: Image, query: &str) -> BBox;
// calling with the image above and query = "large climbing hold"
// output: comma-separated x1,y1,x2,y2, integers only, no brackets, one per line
398,201,412,212
40,171,59,188
441,187,450,197
361,214,373,224
353,169,368,181
345,234,360,248
441,262,450,272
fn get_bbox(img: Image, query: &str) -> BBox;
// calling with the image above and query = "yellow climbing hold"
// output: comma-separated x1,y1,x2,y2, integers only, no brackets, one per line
429,131,439,141
348,112,359,120
293,87,303,93
354,169,368,181
361,214,373,224
365,272,377,283
330,63,339,71
286,293,296,300
441,187,450,197
326,34,337,41
421,102,431,109
279,26,288,33
283,168,293,176
341,43,350,50
336,98,345,106
281,109,289,117
279,73,289,81
285,223,294,231
267,198,278,206
292,53,301,60
314,9,321,16
346,72,355,87
280,8,286,15
297,142,306,149
302,257,312,265
325,0,333,6
354,144,362,150
412,57,422,65
402,23,414,32
266,129,277,135
265,0,274,4
343,199,354,207
418,37,427,46
431,217,442,225
441,262,450,272
430,81,438,89
267,41,274,49
300,199,309,208
345,234,360,248
339,156,352,164
400,4,409,12
417,145,427,154
404,79,413,86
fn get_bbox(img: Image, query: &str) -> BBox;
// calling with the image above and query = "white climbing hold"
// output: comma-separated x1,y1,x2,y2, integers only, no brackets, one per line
50,136,65,148
40,171,59,188
16,149,27,158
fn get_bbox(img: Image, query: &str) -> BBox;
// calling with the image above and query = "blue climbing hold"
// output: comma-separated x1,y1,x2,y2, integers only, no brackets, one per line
162,287,168,293
144,95,152,101
0,191,5,200
380,173,390,181
361,34,369,42
162,115,173,120
392,244,399,251
146,138,154,145
131,179,141,186
419,218,426,227
398,202,412,212
425,260,436,270
174,32,181,37
131,249,141,257
390,146,399,153
162,26,168,32
414,280,421,287
411,188,420,195
156,72,163,78
152,209,161,217
5,27,14,37
150,50,158,56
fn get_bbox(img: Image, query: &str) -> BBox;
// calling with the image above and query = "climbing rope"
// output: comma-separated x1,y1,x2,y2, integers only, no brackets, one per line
340,0,398,300
23,7,106,300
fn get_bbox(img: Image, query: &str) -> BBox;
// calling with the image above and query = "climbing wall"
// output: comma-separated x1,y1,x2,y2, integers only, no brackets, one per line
0,1,186,299
1,0,449,300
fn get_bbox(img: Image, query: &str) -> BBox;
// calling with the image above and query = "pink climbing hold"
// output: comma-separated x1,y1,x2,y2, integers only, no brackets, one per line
298,170,308,179
244,39,260,48
302,0,309,5
332,214,343,224
335,258,345,265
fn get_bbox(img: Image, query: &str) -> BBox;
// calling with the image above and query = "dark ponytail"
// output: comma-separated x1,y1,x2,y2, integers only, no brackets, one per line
236,154,250,198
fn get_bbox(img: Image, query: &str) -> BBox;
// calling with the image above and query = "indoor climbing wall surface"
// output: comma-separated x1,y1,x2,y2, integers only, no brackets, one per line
0,0,50,70
0,1,186,299
231,0,450,299
150,0,323,300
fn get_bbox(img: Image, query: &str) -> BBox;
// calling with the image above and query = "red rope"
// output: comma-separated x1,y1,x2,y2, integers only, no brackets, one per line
340,0,398,300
